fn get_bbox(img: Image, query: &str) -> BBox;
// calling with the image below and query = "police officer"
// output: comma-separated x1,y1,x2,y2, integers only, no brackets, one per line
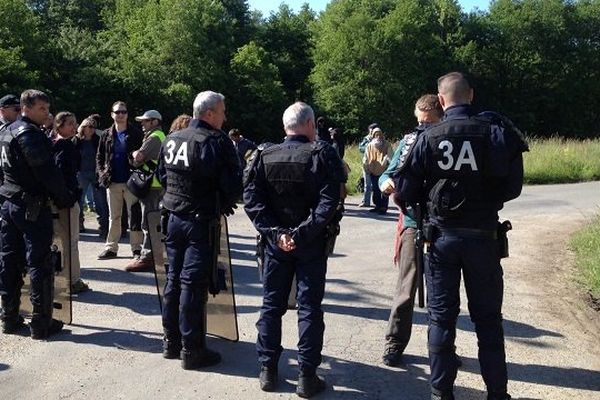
157,91,241,369
395,72,526,400
378,94,443,366
0,90,76,338
244,102,345,398
0,95,21,126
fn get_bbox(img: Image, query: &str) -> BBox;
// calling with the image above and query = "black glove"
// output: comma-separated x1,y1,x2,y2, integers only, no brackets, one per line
222,203,238,217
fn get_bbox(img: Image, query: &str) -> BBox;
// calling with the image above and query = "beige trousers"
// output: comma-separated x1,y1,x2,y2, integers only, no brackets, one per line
105,183,143,253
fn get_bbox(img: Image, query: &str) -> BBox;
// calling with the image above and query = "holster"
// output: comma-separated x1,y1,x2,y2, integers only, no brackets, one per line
497,220,512,258
324,222,341,256
23,193,43,222
160,208,170,236
49,244,62,273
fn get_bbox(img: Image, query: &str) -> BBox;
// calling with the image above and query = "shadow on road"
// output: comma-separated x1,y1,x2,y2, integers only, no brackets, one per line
82,267,157,287
58,323,162,353
76,290,161,316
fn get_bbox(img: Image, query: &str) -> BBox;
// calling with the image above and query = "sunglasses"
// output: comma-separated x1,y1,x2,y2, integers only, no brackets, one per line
113,110,128,115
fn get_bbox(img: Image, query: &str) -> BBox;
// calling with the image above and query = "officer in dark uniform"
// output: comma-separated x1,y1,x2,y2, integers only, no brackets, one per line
244,102,345,398
157,90,242,370
395,72,527,400
0,90,76,338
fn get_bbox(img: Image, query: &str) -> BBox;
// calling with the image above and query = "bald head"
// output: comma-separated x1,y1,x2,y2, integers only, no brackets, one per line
437,72,473,109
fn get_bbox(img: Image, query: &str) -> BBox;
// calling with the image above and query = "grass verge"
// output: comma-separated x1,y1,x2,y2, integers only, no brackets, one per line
570,215,600,310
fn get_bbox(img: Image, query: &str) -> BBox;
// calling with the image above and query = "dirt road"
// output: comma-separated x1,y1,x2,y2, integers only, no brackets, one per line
1,182,599,399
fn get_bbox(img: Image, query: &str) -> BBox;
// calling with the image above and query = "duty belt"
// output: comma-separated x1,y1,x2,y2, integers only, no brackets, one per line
437,227,497,239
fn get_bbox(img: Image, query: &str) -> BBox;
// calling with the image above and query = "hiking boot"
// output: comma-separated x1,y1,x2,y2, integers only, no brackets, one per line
98,249,117,260
382,345,403,367
296,373,326,398
181,347,221,370
1,315,26,334
125,258,154,273
30,318,64,340
162,337,182,359
259,365,278,392
71,279,90,294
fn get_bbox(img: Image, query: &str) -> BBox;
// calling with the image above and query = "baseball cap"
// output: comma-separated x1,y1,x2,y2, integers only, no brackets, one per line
135,109,162,121
0,94,20,108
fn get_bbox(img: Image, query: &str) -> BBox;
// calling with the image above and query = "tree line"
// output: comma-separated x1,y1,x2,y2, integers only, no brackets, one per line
2,0,599,142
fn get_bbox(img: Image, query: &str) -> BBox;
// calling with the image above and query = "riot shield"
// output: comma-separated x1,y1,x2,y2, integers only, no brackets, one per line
148,211,239,342
20,206,72,324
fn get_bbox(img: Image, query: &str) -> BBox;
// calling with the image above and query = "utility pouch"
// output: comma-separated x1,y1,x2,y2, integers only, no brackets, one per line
497,220,512,258
422,222,435,242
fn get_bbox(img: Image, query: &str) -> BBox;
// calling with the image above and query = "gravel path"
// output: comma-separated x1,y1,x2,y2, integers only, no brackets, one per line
1,182,599,399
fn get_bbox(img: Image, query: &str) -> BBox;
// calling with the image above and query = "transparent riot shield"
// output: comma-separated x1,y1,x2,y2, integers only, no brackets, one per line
20,206,72,324
148,211,239,342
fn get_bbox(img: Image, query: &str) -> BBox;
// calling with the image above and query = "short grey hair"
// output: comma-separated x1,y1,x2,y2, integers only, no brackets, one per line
282,102,314,132
21,89,50,108
193,91,225,118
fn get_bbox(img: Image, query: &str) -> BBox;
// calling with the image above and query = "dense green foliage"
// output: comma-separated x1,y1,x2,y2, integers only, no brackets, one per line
570,214,600,302
2,0,600,141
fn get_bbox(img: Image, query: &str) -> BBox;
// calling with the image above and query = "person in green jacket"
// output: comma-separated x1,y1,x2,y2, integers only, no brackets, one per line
379,94,442,366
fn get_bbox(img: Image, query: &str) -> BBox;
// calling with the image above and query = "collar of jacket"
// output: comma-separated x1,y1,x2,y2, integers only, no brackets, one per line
443,104,475,120
189,118,218,132
284,134,311,143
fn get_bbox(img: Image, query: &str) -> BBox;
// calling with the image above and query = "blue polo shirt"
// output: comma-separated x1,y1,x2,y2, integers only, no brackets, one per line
111,129,129,183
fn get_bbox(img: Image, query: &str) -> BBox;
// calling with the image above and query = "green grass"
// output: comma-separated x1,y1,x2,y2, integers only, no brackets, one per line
570,215,600,303
524,138,600,184
343,138,600,194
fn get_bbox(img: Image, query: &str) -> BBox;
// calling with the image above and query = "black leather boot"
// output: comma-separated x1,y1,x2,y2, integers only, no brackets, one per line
162,332,182,359
259,365,278,392
180,291,220,369
296,371,326,398
30,276,63,340
1,294,26,334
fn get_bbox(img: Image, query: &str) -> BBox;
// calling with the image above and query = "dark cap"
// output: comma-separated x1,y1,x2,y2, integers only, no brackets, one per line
0,94,20,108
368,122,379,130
